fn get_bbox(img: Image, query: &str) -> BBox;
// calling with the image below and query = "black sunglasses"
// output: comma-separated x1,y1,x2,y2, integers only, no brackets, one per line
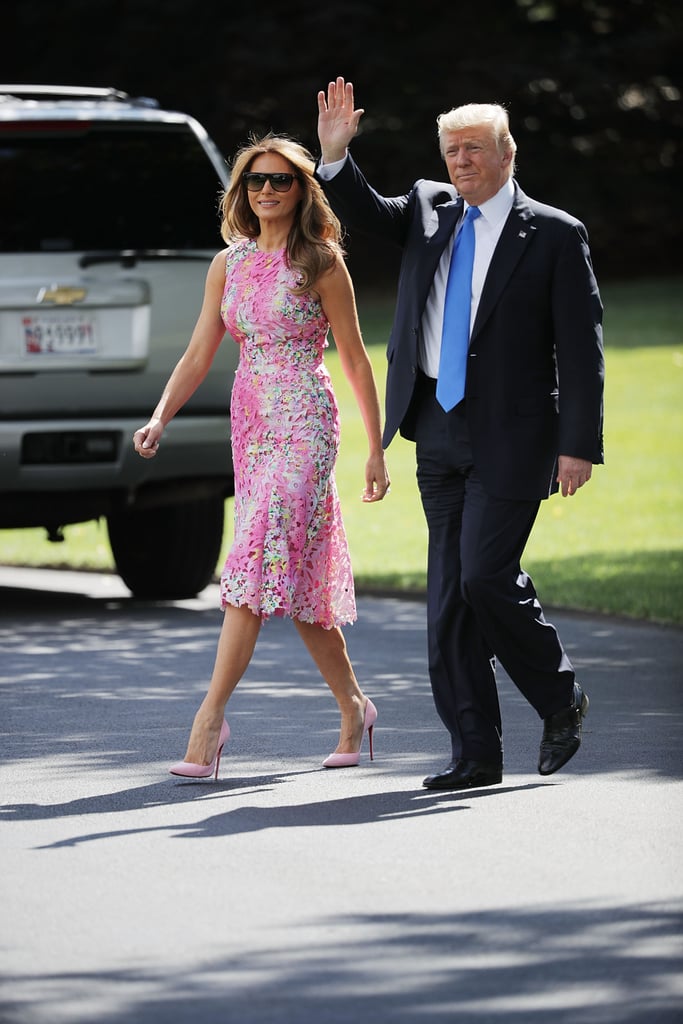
243,172,299,193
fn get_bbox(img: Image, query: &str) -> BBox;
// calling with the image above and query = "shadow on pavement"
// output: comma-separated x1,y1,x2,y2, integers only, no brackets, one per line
3,781,547,849
1,901,681,1023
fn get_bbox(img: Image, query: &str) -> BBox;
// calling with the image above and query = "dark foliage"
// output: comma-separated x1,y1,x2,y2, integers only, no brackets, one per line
4,0,681,282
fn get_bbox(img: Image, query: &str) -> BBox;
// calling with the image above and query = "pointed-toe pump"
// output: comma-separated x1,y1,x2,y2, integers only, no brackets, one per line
169,719,230,780
323,698,377,768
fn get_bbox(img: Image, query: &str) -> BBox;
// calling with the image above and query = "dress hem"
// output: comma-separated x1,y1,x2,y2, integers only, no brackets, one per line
221,596,357,630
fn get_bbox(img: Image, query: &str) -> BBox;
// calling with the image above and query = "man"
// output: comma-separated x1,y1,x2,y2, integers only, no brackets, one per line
316,78,604,791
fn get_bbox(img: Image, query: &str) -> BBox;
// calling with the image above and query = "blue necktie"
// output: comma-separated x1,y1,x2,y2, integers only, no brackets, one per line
436,205,481,411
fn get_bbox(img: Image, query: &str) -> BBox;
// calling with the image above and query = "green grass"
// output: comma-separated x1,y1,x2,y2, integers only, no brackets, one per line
328,276,683,625
1,276,681,625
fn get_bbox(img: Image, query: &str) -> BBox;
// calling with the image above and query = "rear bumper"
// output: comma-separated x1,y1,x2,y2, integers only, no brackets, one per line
0,414,233,527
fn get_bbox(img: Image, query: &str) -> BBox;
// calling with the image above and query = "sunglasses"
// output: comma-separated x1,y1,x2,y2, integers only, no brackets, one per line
243,172,300,193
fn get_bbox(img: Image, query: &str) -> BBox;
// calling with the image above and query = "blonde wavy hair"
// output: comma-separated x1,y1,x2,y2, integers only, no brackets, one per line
220,134,344,292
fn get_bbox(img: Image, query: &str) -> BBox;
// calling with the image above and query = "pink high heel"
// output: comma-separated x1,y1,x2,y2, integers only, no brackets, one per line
323,699,377,768
169,719,230,780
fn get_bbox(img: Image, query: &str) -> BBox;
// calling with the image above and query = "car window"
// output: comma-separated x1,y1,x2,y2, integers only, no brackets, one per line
0,120,225,252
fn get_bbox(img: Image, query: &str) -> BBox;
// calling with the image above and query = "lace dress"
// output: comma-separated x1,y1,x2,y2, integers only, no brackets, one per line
218,238,356,628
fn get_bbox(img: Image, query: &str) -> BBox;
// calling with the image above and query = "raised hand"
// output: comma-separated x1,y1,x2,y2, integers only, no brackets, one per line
317,77,364,163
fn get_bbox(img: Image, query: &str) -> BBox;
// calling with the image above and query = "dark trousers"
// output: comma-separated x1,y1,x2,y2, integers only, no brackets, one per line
412,374,575,763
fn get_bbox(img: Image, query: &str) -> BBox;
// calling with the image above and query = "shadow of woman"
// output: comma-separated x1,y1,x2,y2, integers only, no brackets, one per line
31,781,545,848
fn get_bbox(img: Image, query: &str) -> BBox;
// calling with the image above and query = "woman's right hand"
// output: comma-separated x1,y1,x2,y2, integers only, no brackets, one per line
317,77,364,163
133,419,164,459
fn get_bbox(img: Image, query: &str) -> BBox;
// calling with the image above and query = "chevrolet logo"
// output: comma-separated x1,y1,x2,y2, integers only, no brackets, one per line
37,285,87,305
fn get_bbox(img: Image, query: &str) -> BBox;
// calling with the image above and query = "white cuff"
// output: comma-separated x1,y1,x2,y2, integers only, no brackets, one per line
317,154,348,179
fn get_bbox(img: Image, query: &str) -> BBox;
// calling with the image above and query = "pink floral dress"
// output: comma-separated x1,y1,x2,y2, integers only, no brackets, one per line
219,238,356,628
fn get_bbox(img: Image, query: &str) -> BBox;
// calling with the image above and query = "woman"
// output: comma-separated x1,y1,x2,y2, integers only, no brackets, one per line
133,134,390,779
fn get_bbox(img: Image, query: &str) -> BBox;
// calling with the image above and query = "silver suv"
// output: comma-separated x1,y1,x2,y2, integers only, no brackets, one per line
0,85,238,598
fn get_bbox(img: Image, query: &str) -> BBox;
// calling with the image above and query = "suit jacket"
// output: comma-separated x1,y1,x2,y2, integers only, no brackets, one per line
318,155,605,501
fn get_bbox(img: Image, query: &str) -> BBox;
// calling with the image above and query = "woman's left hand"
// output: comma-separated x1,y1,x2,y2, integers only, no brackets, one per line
362,453,390,502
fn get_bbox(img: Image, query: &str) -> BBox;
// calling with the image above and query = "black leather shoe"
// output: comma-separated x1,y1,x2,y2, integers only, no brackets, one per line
538,683,589,776
422,758,503,791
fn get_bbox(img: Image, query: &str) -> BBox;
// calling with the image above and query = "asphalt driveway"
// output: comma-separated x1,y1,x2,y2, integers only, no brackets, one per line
1,567,681,1023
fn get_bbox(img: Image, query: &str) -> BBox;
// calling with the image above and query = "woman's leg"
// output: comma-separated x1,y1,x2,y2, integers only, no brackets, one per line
293,620,369,754
181,604,262,764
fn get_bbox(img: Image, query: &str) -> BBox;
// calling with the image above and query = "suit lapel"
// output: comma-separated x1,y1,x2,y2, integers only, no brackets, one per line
431,199,463,246
471,184,536,341
416,199,463,312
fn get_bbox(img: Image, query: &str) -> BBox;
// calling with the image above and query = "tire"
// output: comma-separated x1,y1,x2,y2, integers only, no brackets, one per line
107,496,225,599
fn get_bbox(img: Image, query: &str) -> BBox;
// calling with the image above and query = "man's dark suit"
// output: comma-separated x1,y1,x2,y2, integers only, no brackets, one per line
318,154,604,765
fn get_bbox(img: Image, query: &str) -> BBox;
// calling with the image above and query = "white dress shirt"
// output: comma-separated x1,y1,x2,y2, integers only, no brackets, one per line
420,178,515,377
318,157,515,377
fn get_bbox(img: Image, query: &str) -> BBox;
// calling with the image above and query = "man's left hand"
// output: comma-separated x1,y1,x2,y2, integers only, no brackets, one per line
557,455,593,497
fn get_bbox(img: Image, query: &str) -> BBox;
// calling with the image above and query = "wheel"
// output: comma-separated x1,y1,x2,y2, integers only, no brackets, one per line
107,495,225,599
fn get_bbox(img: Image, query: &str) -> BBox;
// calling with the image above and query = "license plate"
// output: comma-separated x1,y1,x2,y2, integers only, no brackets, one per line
22,314,98,356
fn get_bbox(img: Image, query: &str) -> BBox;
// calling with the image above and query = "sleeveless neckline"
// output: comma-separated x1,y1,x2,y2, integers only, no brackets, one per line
252,238,286,256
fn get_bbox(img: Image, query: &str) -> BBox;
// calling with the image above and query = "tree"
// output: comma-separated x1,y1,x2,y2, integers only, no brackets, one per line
4,0,681,279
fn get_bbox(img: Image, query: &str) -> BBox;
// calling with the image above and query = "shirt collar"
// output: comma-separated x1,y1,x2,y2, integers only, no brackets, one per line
464,177,515,226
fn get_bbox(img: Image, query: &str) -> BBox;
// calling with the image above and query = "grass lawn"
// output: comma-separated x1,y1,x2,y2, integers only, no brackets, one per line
328,276,683,625
1,276,681,625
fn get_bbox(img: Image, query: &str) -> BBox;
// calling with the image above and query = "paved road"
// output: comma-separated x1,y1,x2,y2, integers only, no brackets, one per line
1,566,681,1024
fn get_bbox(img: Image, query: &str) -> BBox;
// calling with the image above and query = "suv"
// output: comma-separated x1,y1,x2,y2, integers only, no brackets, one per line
0,85,238,598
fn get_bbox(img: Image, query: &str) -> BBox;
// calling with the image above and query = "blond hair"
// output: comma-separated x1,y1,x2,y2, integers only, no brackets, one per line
437,103,517,173
220,134,344,291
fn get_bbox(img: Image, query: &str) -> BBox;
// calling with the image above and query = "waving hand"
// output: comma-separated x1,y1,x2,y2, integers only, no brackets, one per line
317,77,365,164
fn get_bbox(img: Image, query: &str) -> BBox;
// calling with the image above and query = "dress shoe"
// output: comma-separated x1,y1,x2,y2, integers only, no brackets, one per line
538,683,589,776
169,719,230,780
422,758,503,791
323,698,377,768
